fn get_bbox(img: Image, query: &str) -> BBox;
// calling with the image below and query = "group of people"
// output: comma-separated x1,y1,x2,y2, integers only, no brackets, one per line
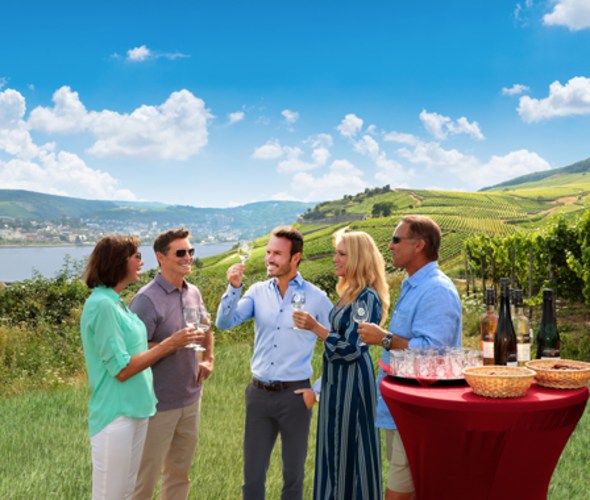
80,215,462,500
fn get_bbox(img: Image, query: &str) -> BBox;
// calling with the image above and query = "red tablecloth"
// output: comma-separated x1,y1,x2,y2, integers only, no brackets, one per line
380,377,588,500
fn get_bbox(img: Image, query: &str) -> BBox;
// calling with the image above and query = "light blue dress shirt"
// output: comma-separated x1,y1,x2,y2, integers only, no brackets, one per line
216,272,332,383
375,261,462,429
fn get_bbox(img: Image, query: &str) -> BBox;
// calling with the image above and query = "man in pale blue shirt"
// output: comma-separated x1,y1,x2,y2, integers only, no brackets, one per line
359,215,462,500
216,226,332,500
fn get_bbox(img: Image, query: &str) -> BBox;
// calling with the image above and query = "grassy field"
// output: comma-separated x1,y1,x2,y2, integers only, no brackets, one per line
1,341,588,499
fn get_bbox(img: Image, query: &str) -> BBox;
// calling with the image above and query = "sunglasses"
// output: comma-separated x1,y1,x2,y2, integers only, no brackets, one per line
391,236,413,244
175,248,195,258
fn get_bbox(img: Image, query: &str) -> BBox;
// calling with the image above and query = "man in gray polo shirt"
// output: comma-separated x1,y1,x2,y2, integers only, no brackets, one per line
131,228,214,500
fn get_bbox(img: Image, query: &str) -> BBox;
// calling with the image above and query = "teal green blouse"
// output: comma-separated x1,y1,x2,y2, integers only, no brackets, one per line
80,286,157,436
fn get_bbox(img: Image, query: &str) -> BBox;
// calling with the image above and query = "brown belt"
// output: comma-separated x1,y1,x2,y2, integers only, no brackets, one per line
251,378,309,392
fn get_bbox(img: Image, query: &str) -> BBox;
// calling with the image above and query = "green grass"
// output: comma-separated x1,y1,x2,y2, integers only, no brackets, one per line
1,341,589,499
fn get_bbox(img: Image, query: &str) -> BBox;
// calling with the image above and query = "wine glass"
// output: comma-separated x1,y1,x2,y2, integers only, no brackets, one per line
291,292,306,329
352,300,370,346
238,241,253,263
183,305,206,351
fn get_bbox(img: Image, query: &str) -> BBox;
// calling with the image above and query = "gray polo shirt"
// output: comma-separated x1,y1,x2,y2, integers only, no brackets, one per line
130,273,206,411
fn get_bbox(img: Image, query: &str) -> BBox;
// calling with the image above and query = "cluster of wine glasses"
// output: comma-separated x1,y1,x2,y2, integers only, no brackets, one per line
238,240,253,263
352,300,370,346
182,305,209,351
291,292,306,329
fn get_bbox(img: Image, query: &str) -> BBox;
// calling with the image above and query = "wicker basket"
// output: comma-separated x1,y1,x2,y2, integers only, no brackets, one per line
525,359,590,389
462,366,535,398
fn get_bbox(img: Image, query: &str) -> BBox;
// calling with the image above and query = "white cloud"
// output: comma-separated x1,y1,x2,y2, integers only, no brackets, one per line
281,109,299,124
0,88,26,128
28,86,212,160
252,139,284,160
337,113,363,138
502,83,531,96
277,147,316,173
0,88,136,200
228,111,245,124
270,192,300,201
472,150,551,188
253,134,333,171
0,77,8,90
28,86,88,133
125,45,190,62
305,133,333,149
517,76,590,122
290,160,366,201
0,152,136,201
419,110,484,141
127,45,152,62
543,0,590,31
311,147,330,166
350,134,416,186
383,131,420,146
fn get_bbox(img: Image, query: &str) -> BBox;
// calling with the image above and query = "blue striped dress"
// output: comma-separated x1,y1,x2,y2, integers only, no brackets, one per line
313,288,382,500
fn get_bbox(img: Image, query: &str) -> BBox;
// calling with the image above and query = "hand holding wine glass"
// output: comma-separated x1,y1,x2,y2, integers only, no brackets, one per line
352,300,370,346
291,292,306,329
183,305,206,351
238,240,253,263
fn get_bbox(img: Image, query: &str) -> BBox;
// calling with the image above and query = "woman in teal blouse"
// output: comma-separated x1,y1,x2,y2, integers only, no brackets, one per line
80,235,199,500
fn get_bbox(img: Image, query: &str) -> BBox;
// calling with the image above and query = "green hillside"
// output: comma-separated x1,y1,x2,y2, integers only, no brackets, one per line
200,162,590,282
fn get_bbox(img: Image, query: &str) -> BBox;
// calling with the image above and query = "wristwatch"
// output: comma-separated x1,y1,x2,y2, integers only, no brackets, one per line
381,333,393,350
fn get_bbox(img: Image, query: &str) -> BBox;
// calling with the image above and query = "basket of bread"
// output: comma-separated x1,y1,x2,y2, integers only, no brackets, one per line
462,365,536,398
525,359,590,389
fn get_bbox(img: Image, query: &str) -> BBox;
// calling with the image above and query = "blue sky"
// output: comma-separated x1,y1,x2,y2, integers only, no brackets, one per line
1,1,590,207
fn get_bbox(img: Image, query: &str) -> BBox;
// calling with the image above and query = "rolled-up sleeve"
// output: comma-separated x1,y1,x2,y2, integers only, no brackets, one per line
90,301,131,376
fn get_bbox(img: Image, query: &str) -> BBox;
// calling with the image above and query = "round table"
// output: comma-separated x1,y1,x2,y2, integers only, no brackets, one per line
380,377,589,500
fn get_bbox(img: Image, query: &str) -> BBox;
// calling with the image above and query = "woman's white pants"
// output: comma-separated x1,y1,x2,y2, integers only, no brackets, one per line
90,416,148,500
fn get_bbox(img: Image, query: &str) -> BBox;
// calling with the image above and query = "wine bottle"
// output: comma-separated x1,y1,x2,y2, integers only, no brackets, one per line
494,278,517,366
536,289,560,359
512,289,531,366
480,288,498,366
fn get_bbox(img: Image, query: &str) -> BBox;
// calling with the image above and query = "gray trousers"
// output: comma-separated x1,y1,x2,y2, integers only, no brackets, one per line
242,380,312,500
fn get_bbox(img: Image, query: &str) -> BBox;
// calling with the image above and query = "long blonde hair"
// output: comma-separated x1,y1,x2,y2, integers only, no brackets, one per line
335,230,390,324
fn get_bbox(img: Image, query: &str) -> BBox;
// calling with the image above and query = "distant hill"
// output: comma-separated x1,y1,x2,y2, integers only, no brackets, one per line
0,189,315,241
480,157,590,191
226,158,590,281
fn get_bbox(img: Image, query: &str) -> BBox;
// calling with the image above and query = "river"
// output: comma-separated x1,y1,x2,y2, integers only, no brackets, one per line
0,242,234,283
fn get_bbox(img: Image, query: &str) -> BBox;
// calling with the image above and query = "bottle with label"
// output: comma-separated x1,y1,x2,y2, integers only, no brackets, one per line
480,288,498,366
512,289,531,366
494,278,517,366
536,289,561,359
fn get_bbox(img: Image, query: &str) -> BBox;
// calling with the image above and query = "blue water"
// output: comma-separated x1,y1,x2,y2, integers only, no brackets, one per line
0,242,233,282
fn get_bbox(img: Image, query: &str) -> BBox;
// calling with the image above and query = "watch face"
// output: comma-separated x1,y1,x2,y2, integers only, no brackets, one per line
382,335,392,349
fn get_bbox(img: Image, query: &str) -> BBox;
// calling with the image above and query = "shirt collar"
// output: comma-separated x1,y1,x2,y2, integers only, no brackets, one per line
268,271,304,290
155,272,188,294
95,285,121,303
405,261,438,288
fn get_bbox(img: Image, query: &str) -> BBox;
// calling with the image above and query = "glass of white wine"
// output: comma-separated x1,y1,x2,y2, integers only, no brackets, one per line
352,300,370,346
183,305,205,351
238,241,253,263
291,292,306,329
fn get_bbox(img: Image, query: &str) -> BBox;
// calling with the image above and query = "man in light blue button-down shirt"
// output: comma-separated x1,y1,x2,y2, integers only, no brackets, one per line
359,215,462,500
216,226,332,500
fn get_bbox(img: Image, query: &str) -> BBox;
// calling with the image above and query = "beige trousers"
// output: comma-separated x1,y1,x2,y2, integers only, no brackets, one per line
133,399,201,500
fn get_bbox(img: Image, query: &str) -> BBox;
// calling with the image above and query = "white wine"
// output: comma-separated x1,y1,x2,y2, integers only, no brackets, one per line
512,289,531,366
480,288,498,366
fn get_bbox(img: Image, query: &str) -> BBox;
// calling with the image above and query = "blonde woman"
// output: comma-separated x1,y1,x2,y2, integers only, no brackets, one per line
293,230,389,499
